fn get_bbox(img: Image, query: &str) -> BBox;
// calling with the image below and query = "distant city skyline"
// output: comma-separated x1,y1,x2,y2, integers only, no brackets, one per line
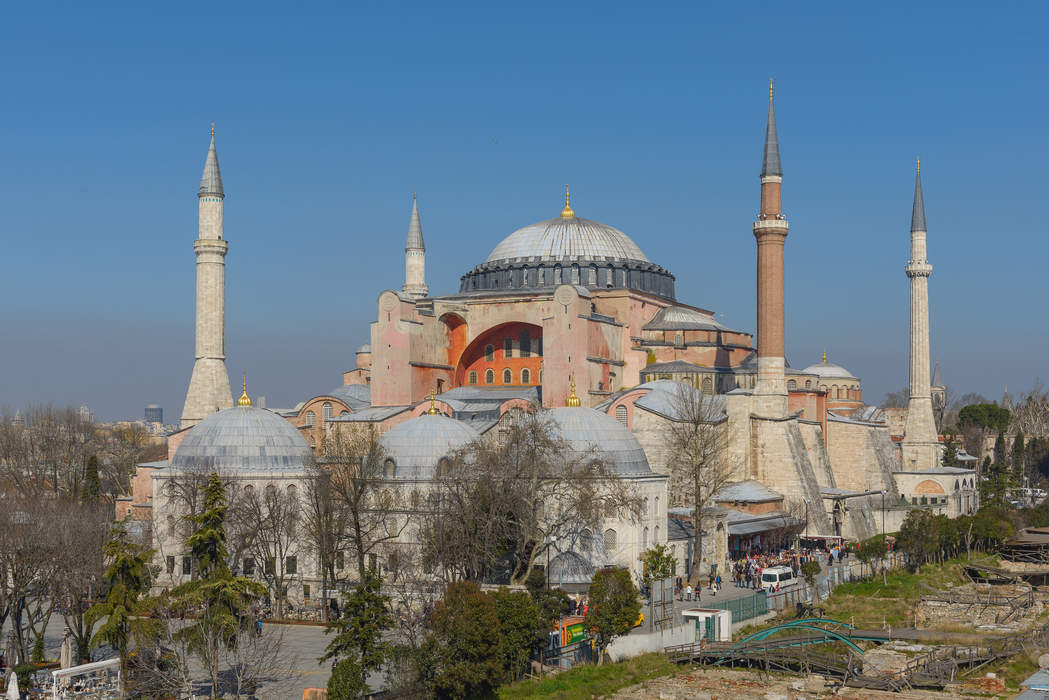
2,2,1047,420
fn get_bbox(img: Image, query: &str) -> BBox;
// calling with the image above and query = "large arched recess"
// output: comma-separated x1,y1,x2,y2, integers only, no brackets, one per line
440,313,468,369
454,322,543,388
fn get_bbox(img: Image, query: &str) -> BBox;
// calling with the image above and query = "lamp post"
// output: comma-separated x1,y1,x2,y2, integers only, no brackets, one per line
881,489,888,584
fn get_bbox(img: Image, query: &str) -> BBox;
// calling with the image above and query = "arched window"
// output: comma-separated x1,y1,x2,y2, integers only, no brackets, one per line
702,377,713,395
265,484,277,500
655,524,660,543
643,526,649,549
305,411,315,428
520,331,531,357
502,368,512,384
323,402,333,420
287,484,298,504
521,368,531,384
484,344,494,362
654,495,659,518
603,529,618,558
167,515,175,538
787,380,797,391
384,459,395,478
468,370,478,385
820,385,828,392
485,369,495,384
437,458,450,478
805,380,812,389
503,338,513,358
615,405,628,426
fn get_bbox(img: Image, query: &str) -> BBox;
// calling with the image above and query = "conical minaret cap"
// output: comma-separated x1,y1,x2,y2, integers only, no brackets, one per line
761,80,782,178
198,127,225,198
406,193,425,250
911,161,926,232
931,360,943,387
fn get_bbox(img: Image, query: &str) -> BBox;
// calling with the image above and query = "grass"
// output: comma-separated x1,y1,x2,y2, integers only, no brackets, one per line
966,651,1040,692
497,653,678,700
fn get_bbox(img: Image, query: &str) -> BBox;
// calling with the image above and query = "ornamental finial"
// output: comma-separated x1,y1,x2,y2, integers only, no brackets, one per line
210,122,215,137
565,376,582,407
916,157,920,174
769,78,774,102
822,348,827,363
237,373,252,407
426,389,440,415
561,184,575,218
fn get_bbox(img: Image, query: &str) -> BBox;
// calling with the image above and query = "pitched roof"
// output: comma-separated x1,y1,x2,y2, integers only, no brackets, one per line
714,480,784,503
932,360,943,387
198,132,224,198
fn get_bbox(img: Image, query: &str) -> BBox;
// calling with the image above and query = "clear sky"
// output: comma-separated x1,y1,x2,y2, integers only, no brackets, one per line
2,2,1046,421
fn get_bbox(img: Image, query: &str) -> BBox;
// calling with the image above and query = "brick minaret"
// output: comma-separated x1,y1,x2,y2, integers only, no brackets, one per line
752,80,789,416
181,126,233,428
901,160,940,468
402,193,428,299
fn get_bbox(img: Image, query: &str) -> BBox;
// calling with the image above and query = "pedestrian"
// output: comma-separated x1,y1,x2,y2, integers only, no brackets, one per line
685,584,692,601
255,619,262,638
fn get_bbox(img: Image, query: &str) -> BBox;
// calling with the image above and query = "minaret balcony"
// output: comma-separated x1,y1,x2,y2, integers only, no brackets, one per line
905,262,932,277
753,219,789,233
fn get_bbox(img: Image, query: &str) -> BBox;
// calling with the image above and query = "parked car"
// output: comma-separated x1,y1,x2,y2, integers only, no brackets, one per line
760,566,798,591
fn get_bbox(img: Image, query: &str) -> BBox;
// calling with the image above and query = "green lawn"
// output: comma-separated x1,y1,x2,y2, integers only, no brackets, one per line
497,653,678,700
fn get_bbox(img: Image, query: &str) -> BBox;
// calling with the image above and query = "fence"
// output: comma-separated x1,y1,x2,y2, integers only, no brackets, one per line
764,552,908,612
702,591,768,623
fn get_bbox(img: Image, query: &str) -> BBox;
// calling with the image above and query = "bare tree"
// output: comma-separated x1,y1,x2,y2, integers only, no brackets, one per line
420,410,641,585
222,623,301,699
1013,380,1049,437
881,387,910,410
52,500,110,662
231,483,302,618
320,424,407,583
103,422,164,494
302,465,350,622
0,405,98,497
663,383,731,584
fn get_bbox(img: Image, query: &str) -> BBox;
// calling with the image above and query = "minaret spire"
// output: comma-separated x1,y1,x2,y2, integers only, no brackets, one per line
752,81,789,416
181,126,234,428
402,192,429,299
901,159,938,468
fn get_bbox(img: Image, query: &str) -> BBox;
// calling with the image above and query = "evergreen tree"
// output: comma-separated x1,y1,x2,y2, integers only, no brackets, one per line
1014,433,1027,482
85,520,154,684
585,568,640,664
488,588,544,682
995,430,1008,467
321,569,393,699
170,473,265,699
421,581,504,699
82,454,101,501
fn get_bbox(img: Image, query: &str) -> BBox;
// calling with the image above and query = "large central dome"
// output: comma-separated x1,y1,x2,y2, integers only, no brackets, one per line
460,194,675,300
485,217,649,264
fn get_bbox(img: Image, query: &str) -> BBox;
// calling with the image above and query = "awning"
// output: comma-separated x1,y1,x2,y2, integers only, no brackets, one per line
800,534,844,541
728,516,794,536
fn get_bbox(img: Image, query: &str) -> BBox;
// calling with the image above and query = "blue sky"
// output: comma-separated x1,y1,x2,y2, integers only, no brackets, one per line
1,2,1045,420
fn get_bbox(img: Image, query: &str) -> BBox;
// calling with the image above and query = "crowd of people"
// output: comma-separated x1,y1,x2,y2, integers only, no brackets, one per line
730,544,847,590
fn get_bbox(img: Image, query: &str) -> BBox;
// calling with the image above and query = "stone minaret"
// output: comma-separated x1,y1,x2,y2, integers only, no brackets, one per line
180,126,233,429
402,193,428,299
752,80,789,417
901,160,939,468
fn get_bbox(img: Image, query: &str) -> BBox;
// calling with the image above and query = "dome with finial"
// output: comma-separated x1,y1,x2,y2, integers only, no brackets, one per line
379,414,479,479
171,405,313,473
546,406,652,475
801,351,857,380
460,187,675,299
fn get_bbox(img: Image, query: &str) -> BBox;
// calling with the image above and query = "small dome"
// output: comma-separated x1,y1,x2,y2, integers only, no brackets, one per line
356,344,371,354
802,360,857,380
172,406,313,473
485,217,649,264
547,407,652,475
379,414,479,478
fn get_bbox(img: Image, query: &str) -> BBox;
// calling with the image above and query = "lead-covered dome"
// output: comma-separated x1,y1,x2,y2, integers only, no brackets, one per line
547,406,652,475
485,217,649,264
379,414,479,478
171,406,313,473
459,198,675,300
801,359,857,380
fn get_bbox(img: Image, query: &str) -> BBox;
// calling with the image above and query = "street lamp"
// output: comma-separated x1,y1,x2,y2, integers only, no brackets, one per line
881,489,888,584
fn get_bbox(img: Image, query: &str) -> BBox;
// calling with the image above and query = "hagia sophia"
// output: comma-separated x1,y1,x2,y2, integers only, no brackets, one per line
119,84,980,599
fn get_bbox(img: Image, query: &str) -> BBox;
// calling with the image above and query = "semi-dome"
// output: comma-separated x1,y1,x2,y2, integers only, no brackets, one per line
547,406,652,475
379,414,479,478
171,406,313,473
485,217,649,264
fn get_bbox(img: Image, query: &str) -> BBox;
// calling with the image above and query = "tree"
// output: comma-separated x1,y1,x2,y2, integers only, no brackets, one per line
321,569,393,699
856,537,888,581
85,520,153,683
169,474,266,699
421,411,639,585
881,387,910,409
585,568,640,664
222,621,301,699
421,581,504,699
82,455,101,501
488,588,544,682
639,544,676,589
800,560,821,601
1014,433,1027,486
897,509,942,570
663,383,730,583
231,482,302,618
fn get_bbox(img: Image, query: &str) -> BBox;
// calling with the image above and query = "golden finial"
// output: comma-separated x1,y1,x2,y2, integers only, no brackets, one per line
822,349,827,364
426,389,440,415
237,373,252,407
916,157,920,174
565,376,582,407
561,183,575,218
210,122,215,137
769,78,774,102
413,191,417,201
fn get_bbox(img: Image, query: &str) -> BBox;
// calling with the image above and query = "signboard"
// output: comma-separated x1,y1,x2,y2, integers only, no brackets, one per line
565,622,586,644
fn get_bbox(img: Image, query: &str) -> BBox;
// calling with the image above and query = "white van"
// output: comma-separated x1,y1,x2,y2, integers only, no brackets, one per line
760,566,798,591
